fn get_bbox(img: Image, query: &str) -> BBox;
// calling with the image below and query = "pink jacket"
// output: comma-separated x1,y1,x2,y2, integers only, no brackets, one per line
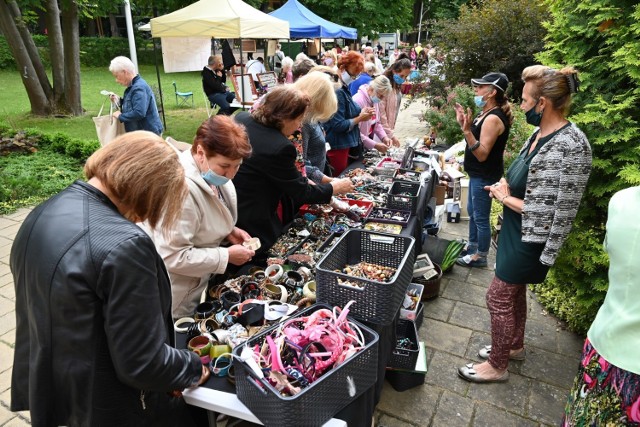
378,87,401,139
352,84,388,149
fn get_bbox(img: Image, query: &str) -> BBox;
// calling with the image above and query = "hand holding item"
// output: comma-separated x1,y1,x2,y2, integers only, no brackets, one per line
109,93,120,104
484,177,510,202
374,142,388,154
358,108,374,122
228,244,255,266
227,226,251,245
197,364,210,386
112,110,121,119
330,177,356,195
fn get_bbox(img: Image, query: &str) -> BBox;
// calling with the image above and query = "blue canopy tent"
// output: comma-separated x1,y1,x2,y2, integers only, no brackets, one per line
269,0,357,39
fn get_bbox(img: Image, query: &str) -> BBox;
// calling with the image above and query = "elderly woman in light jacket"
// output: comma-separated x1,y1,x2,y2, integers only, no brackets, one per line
148,116,255,319
352,75,394,154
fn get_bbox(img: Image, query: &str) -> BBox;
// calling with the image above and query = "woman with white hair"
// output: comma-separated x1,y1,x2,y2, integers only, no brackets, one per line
108,56,163,135
279,57,294,84
352,75,393,154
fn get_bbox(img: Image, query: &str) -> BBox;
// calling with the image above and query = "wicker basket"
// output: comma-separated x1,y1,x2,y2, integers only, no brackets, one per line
232,304,379,427
316,229,415,324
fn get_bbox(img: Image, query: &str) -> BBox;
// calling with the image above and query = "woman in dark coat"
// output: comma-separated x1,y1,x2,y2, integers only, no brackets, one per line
233,86,354,263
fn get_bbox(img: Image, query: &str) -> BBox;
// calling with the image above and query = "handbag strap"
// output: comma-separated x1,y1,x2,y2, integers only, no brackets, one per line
97,99,107,117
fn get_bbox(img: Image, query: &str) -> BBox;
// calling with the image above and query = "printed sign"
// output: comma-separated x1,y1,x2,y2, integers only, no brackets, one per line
257,72,278,91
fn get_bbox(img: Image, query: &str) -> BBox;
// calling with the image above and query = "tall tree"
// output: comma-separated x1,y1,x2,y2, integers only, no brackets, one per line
302,0,414,38
0,0,81,115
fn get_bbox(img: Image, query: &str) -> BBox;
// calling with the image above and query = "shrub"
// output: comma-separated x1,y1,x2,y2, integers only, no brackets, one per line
526,0,640,334
432,0,549,100
422,83,476,146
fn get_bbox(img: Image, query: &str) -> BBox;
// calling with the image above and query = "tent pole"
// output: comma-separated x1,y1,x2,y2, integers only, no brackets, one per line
152,36,167,130
240,39,245,106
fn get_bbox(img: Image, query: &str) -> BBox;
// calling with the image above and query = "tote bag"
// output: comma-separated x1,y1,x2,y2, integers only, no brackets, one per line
93,100,125,146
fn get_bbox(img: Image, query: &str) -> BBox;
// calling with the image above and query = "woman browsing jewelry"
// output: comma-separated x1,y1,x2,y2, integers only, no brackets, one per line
146,116,255,319
454,72,512,268
457,65,592,384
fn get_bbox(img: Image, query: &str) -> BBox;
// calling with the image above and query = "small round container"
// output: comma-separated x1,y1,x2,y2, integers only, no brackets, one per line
243,237,261,251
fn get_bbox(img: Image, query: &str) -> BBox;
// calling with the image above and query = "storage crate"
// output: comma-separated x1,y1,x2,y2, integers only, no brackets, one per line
387,181,421,214
385,369,426,392
388,319,419,369
232,304,379,427
316,229,416,324
393,168,422,183
373,157,402,176
398,302,423,332
400,283,424,321
366,207,411,227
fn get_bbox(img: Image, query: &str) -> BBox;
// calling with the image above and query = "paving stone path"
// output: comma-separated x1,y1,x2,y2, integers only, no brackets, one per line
0,99,584,426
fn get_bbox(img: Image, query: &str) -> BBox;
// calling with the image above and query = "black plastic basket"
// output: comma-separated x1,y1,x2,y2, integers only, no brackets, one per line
387,181,422,214
385,369,426,392
393,168,422,183
232,303,379,427
388,319,419,369
366,207,411,227
316,229,416,324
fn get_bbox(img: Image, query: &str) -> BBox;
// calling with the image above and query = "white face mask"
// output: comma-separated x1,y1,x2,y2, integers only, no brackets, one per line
341,70,353,85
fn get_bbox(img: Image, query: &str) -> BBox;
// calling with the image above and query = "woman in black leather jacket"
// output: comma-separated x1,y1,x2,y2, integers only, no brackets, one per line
10,132,209,426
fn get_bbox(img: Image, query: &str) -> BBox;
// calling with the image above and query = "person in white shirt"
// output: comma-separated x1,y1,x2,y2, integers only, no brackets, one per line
245,57,266,86
364,46,383,73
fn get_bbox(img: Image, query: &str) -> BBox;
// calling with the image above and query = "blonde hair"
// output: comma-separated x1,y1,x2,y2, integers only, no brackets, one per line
369,75,392,96
294,71,338,124
84,131,188,233
521,65,579,114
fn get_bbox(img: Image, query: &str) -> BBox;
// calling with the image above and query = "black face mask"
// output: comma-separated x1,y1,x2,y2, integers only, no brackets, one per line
525,99,543,126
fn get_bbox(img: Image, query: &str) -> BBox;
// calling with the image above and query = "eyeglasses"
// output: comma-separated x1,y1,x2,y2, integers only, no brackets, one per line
322,71,339,82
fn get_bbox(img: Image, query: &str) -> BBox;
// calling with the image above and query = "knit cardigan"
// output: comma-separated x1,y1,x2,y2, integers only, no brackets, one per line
520,123,592,266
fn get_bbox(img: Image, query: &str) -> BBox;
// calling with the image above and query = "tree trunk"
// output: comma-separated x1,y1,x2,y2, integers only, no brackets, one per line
0,1,50,115
61,1,82,115
109,13,119,37
44,0,67,112
7,0,53,100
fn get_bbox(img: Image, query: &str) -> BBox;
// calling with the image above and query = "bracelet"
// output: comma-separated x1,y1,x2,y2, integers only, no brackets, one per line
469,141,481,151
174,317,196,333
501,195,509,204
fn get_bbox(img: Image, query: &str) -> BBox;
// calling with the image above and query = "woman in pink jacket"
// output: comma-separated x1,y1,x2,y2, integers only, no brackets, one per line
352,75,394,154
379,58,412,146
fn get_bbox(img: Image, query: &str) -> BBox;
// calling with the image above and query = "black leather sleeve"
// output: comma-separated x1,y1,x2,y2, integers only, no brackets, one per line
96,235,202,391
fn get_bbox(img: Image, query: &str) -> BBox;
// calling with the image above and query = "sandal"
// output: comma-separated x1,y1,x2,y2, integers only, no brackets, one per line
478,345,526,361
457,363,509,383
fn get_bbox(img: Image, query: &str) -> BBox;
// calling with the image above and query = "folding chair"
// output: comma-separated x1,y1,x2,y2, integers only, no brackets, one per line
172,82,193,107
203,91,220,118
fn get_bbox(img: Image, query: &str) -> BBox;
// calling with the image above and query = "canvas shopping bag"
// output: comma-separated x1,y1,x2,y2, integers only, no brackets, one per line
93,100,125,146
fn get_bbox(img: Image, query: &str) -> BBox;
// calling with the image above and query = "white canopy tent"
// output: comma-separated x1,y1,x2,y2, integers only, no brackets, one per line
150,0,289,39
145,0,289,127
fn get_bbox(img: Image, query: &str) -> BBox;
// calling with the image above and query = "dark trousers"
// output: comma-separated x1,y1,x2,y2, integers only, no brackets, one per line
208,92,236,115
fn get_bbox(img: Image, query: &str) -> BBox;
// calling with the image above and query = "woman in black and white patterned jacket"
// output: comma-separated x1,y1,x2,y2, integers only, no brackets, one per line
458,65,592,383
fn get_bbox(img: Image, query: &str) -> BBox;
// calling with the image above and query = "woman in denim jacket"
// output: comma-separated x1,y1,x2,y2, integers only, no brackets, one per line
458,65,592,383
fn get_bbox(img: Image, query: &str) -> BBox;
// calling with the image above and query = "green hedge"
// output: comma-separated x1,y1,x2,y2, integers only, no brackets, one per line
0,35,160,70
0,123,99,215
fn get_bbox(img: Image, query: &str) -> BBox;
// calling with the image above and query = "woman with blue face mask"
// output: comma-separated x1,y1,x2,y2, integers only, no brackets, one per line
379,58,412,147
458,66,591,384
453,72,512,269
352,75,394,154
146,115,256,319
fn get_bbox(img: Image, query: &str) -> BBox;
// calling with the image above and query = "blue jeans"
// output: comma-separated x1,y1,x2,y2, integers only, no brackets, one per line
208,91,236,115
467,176,493,257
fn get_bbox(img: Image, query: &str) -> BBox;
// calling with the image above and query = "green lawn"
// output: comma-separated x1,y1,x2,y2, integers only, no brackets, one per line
0,65,211,143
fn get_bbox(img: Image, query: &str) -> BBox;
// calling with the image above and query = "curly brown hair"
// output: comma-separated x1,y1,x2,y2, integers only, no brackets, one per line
251,86,310,130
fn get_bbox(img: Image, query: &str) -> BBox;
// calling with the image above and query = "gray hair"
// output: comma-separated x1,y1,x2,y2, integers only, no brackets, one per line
208,55,222,67
364,61,378,75
282,56,294,71
369,75,392,95
109,56,136,74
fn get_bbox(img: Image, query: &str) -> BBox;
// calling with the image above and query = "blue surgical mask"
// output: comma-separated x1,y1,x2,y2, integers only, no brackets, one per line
201,169,229,186
474,95,487,108
393,74,405,85
525,100,543,126
371,95,381,104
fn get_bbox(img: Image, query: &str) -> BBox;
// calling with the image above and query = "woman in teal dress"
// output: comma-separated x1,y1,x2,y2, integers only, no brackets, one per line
457,65,592,383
